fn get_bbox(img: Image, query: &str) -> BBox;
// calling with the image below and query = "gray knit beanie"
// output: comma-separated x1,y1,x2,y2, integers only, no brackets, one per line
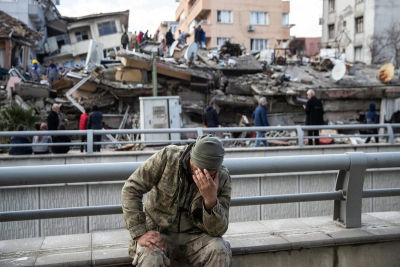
190,135,226,171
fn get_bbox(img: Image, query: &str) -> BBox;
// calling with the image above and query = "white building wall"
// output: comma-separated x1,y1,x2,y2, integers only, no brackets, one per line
321,0,376,64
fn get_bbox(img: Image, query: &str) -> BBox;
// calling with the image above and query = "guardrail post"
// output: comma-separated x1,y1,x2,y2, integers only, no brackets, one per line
87,130,93,155
333,152,367,228
386,124,395,145
196,127,204,137
295,126,304,147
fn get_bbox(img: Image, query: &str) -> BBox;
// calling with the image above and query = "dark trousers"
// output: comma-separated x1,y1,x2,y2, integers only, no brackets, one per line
365,130,379,143
94,134,101,152
81,135,87,152
122,43,127,49
308,130,319,145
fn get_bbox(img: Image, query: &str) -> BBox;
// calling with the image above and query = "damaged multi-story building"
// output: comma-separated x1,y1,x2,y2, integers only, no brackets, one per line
0,0,64,70
320,0,400,64
44,10,130,67
174,0,291,51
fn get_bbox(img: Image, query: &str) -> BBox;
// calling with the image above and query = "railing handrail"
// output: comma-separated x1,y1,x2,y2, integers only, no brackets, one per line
1,152,400,228
0,124,399,153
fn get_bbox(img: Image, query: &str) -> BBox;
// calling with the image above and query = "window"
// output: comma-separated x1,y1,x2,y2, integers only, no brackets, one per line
97,21,117,36
75,30,89,42
217,38,232,47
355,17,363,33
328,0,335,12
179,12,185,23
282,13,289,27
250,12,269,25
189,20,197,33
354,46,363,62
328,24,335,39
356,0,364,4
251,39,268,51
343,21,346,27
217,11,232,23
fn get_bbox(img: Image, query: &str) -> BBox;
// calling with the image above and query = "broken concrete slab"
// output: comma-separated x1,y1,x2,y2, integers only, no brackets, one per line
14,95,31,111
14,82,49,99
115,68,143,83
51,79,74,91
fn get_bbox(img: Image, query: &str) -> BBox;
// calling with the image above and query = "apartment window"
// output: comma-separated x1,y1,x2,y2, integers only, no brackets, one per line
328,24,335,39
98,21,117,36
75,31,89,42
343,21,347,27
250,12,269,25
217,38,232,47
217,11,232,24
251,39,268,51
179,12,185,23
282,13,289,27
354,46,363,62
355,17,363,33
328,0,335,12
356,0,364,4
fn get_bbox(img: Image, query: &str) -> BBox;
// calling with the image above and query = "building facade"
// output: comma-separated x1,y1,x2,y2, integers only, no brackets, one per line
44,11,129,67
174,0,291,52
0,0,64,64
321,0,400,64
156,21,179,43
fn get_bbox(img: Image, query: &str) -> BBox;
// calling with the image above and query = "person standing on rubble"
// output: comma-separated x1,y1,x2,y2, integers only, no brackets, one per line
46,60,59,84
122,134,232,267
204,101,220,128
195,25,204,48
137,31,144,45
144,30,149,42
79,107,91,153
121,31,129,50
130,31,138,51
30,59,41,83
88,105,103,152
166,28,174,52
305,89,324,145
364,103,379,144
154,30,159,43
252,97,269,147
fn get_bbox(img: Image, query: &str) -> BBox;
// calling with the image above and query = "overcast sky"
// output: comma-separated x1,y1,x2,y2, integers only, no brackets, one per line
57,0,322,37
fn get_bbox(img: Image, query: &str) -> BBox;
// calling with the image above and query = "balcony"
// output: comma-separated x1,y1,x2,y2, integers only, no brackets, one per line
188,0,211,19
71,40,91,57
196,20,211,35
28,1,45,29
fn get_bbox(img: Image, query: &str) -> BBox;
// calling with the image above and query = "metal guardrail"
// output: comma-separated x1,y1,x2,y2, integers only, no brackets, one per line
1,152,400,228
0,124,399,154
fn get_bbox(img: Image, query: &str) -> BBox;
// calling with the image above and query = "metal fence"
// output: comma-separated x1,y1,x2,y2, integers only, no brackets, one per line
1,124,399,154
1,152,400,228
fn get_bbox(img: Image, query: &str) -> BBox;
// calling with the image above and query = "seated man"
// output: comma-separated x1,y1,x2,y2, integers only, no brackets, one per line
9,125,32,155
122,135,232,267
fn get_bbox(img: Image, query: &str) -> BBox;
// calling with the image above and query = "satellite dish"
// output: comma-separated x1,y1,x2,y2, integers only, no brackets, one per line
184,43,198,61
331,60,346,81
378,62,395,84
169,41,179,57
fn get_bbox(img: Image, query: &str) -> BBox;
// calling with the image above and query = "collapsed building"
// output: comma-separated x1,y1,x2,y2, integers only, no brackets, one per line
1,38,400,148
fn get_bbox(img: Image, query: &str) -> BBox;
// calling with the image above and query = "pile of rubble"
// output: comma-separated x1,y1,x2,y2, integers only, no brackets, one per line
2,41,400,148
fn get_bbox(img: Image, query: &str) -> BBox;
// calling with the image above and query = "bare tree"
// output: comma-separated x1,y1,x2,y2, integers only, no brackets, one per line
369,22,400,65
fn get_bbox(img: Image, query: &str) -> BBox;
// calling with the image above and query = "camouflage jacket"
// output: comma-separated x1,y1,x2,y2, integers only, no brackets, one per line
122,143,231,253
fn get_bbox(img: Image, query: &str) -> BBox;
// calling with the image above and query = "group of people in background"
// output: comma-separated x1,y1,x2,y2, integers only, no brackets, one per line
8,105,103,155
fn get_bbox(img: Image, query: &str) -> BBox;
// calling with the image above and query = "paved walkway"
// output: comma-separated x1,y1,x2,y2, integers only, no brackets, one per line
1,212,400,266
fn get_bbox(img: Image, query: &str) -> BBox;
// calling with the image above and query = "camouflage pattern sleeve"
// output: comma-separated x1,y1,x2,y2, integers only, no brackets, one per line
121,147,169,240
201,168,231,237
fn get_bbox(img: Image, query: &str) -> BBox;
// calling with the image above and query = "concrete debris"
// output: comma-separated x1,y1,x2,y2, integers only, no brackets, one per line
1,40,400,148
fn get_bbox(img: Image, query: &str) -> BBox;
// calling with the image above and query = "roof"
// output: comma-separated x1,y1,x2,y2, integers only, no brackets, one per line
0,10,42,45
63,10,129,23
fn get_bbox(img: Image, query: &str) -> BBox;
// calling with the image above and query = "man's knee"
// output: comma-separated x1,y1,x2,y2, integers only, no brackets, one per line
206,238,232,261
133,245,170,267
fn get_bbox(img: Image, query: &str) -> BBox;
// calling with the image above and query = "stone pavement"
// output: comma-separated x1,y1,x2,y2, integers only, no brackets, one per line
1,212,400,266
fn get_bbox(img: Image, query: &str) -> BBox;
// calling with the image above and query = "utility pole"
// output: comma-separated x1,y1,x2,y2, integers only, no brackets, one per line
152,49,158,97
